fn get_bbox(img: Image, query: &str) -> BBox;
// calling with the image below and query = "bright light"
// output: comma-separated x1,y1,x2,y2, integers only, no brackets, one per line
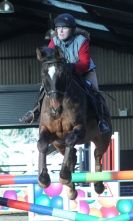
4,3,10,11
44,0,88,13
76,19,109,31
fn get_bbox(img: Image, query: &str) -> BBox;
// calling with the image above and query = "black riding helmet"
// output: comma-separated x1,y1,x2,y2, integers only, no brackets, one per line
54,13,76,28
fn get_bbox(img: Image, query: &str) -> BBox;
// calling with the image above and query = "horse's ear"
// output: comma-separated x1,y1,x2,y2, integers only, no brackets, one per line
36,47,46,61
54,46,63,59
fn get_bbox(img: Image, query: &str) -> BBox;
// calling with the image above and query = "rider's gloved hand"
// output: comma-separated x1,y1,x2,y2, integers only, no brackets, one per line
66,63,74,73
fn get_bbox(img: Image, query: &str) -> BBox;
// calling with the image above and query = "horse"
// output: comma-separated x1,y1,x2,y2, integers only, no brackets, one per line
36,46,112,200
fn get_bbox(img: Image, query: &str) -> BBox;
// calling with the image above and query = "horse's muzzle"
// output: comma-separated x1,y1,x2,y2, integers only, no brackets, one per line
49,97,63,117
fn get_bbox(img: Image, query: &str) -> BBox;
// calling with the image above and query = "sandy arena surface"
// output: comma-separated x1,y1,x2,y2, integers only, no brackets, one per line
0,213,28,221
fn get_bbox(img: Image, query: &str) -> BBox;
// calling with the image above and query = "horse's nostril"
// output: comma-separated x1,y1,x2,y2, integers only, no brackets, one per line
51,105,63,117
51,107,57,114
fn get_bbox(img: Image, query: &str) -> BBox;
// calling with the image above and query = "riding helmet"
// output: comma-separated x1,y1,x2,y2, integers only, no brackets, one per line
54,13,76,28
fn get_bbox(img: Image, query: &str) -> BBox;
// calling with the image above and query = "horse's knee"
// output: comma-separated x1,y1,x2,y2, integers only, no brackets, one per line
37,139,48,153
72,148,77,159
37,130,51,153
69,148,77,167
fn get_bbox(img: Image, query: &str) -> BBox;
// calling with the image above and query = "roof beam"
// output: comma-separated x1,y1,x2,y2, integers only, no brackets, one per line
12,1,133,31
59,0,133,24
65,0,133,13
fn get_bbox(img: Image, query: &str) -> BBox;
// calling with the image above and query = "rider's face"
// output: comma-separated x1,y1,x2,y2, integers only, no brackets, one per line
56,27,72,41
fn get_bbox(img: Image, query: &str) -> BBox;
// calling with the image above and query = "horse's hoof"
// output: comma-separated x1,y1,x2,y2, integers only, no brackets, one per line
38,173,51,188
67,189,78,200
94,181,105,194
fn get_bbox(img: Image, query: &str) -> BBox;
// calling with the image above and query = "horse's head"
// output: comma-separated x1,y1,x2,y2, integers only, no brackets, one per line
36,46,72,117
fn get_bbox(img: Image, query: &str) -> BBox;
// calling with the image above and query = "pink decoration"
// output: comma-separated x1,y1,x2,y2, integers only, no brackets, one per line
3,190,17,200
79,200,90,214
100,206,119,218
44,183,63,197
77,189,86,198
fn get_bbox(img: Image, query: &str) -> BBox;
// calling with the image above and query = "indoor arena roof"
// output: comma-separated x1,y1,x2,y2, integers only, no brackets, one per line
0,0,133,50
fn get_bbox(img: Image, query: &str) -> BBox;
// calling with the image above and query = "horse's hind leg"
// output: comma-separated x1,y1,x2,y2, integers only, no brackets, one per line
37,131,51,188
94,146,107,194
60,147,77,200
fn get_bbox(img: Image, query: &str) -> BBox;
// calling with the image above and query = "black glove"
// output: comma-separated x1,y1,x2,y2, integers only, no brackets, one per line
66,63,74,73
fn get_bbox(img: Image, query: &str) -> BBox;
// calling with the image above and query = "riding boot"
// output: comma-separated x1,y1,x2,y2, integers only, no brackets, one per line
19,86,45,124
85,80,111,134
96,94,111,134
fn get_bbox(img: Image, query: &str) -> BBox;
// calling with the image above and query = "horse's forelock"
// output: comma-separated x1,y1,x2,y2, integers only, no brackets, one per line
37,47,58,62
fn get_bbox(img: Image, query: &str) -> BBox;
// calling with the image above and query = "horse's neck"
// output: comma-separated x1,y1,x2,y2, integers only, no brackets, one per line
67,83,84,101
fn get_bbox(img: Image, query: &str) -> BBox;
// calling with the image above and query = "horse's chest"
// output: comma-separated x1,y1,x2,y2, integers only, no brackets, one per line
47,118,73,136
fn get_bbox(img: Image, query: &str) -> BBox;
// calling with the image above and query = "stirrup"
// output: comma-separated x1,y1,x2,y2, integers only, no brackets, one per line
19,111,34,124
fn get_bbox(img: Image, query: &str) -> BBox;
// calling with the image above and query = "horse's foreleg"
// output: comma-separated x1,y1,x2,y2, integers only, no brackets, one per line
60,146,78,200
60,146,72,183
94,147,107,194
67,148,77,172
38,152,51,188
60,126,82,182
60,126,84,200
37,130,51,188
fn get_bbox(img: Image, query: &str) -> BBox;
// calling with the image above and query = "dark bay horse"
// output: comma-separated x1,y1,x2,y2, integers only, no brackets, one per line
36,47,112,200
